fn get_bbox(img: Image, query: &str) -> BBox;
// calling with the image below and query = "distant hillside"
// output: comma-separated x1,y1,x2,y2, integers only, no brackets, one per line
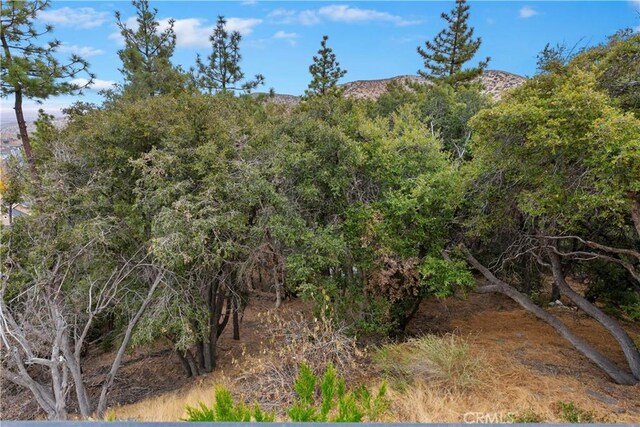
256,70,526,106
340,70,526,101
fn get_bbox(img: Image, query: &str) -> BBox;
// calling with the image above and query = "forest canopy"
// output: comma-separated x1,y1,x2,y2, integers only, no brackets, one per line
1,0,639,420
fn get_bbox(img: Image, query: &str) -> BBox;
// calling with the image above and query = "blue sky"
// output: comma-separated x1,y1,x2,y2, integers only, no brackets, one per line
1,1,638,123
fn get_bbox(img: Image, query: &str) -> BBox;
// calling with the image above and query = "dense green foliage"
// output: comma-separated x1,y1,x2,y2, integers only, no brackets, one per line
465,32,640,303
115,0,185,97
184,386,275,422
1,0,639,419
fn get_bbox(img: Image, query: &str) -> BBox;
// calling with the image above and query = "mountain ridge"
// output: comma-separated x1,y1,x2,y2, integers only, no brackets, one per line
257,69,527,106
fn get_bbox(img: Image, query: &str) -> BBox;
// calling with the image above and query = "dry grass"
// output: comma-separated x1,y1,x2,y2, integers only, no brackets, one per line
383,340,635,423
108,293,640,423
234,311,363,412
107,373,232,421
374,334,485,392
109,311,364,421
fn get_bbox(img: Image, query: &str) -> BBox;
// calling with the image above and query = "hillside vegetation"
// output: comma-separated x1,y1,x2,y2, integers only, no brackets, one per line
1,0,639,422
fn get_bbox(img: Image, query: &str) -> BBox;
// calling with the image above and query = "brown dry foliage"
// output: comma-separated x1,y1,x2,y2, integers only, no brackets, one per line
367,255,421,302
234,311,363,411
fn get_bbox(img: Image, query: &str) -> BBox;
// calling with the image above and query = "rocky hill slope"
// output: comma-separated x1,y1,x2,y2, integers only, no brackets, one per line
259,70,526,106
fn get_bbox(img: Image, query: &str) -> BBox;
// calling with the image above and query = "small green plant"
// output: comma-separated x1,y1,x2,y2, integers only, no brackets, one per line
183,386,275,422
184,363,386,422
288,362,387,422
104,410,117,421
556,401,595,423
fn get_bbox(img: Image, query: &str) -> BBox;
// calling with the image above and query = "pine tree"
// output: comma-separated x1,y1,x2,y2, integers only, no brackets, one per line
1,0,94,180
194,16,264,94
417,0,489,86
116,0,183,97
305,35,347,97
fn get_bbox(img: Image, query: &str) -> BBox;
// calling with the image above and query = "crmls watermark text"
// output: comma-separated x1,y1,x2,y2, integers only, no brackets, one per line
463,412,516,423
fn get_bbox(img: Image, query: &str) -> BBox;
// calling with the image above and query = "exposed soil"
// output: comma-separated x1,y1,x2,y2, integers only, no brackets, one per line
3,287,640,421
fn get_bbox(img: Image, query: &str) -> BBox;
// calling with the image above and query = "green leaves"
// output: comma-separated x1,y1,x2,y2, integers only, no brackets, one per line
417,0,489,86
184,385,274,422
288,362,385,422
194,16,264,94
116,0,186,98
1,0,94,100
306,35,347,98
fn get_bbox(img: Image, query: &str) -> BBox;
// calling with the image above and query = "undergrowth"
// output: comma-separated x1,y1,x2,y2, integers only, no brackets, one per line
374,333,484,392
184,362,387,422
556,401,596,423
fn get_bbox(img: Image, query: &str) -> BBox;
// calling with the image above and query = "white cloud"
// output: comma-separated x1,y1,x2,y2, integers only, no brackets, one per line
268,4,419,27
267,8,297,24
57,44,104,58
225,18,262,35
630,0,640,10
519,6,538,19
109,17,262,49
165,18,212,48
70,78,117,91
299,10,322,26
273,30,299,46
318,5,420,26
634,25,640,33
39,7,109,29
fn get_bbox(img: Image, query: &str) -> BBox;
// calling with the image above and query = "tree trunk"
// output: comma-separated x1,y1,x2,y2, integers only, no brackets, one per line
549,252,640,380
96,272,162,417
232,295,240,341
631,192,640,239
176,351,192,377
463,246,638,385
550,281,561,302
0,32,38,181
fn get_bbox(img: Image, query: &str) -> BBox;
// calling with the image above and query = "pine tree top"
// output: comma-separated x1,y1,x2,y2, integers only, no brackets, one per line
417,0,490,86
306,35,347,97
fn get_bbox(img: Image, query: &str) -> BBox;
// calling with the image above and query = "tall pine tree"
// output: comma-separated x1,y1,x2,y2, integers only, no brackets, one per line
116,0,184,97
1,0,93,180
194,16,264,94
417,0,489,86
305,35,347,97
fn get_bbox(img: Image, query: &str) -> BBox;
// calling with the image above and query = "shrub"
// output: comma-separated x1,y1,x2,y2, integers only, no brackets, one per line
184,363,386,422
287,362,387,422
374,333,483,392
556,401,595,423
183,386,275,422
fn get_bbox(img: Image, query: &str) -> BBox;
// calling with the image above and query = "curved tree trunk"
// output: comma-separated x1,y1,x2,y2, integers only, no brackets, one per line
462,246,638,385
549,252,640,380
96,272,163,417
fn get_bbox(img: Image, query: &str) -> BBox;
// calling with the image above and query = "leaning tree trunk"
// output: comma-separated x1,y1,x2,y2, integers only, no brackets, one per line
0,32,38,182
462,246,638,385
96,272,163,417
548,251,640,380
631,192,640,239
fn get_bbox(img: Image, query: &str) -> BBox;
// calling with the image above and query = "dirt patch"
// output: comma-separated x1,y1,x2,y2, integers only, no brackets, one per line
3,288,640,422
0,292,306,420
408,292,640,420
